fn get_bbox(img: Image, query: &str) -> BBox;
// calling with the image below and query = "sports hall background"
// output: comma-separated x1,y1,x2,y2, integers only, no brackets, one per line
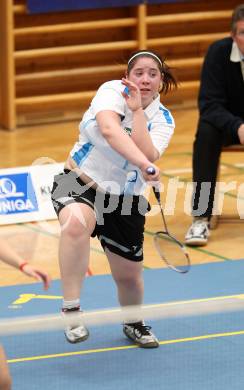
1,1,244,389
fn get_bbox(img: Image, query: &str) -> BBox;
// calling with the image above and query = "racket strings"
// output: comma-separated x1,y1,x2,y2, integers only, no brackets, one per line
154,232,190,273
152,188,190,273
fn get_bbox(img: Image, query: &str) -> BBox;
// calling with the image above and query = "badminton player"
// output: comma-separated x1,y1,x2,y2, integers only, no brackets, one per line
51,50,177,348
0,238,50,389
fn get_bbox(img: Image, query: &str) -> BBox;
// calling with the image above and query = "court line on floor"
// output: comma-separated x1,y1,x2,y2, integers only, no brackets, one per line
144,230,231,261
6,293,244,363
17,220,232,264
8,328,244,364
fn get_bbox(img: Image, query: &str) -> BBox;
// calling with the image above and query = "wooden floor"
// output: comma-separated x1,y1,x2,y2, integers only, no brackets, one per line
1,107,244,287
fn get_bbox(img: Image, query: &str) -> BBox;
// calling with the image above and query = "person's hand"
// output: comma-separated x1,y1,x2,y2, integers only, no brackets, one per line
21,263,51,290
237,124,244,144
121,78,143,112
140,162,160,183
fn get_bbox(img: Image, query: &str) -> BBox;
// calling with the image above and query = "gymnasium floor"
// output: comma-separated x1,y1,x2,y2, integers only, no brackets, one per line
1,260,244,390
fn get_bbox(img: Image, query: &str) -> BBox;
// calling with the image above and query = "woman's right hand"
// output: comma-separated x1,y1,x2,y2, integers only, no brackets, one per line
140,162,160,183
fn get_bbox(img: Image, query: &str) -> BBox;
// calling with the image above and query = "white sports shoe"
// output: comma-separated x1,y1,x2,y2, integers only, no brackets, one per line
62,309,89,344
185,219,210,246
64,324,89,344
123,321,159,348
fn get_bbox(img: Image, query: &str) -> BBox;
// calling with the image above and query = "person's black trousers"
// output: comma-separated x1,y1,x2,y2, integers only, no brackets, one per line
191,119,240,219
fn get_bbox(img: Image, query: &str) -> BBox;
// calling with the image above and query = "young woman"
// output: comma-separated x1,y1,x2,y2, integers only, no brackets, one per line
51,50,177,348
0,238,51,389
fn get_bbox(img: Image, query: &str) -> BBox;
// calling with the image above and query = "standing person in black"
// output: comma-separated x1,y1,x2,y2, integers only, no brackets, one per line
185,4,244,246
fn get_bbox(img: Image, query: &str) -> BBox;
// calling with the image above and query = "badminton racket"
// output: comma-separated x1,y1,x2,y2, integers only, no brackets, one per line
147,167,191,273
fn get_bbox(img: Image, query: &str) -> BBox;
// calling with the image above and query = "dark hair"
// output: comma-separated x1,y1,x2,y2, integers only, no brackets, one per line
127,50,178,95
231,4,244,33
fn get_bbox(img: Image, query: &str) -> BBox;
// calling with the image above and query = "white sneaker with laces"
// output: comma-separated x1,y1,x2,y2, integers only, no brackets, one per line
64,324,89,344
123,321,159,348
185,219,210,246
62,308,89,344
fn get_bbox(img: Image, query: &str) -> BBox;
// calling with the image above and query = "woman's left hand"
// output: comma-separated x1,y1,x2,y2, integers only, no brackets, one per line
121,78,143,112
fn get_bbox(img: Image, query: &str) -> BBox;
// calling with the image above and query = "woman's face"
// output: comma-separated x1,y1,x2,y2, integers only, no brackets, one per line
127,57,162,108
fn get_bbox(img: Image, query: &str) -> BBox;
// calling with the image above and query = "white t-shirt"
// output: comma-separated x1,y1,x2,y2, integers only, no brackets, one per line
70,80,175,195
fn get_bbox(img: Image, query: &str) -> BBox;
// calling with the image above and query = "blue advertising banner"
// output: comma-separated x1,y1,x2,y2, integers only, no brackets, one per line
147,0,193,3
0,173,38,216
27,0,196,14
27,0,141,14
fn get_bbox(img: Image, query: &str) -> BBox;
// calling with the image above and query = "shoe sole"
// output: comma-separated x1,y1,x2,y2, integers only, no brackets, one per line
185,238,208,247
123,329,159,349
64,331,89,344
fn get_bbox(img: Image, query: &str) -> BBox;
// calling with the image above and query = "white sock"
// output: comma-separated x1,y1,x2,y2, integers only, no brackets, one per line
63,299,80,311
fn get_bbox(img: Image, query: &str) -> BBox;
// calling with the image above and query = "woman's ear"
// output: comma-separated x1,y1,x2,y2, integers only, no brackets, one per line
158,73,164,92
158,81,163,92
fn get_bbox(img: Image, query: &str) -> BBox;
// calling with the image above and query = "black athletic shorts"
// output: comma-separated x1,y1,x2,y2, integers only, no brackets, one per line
51,169,150,262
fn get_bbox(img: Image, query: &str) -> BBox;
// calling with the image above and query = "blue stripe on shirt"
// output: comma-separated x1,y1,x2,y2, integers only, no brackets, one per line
159,106,173,125
71,142,93,166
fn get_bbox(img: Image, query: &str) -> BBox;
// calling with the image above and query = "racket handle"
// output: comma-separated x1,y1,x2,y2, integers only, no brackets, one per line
146,167,156,175
146,167,161,202
153,187,161,202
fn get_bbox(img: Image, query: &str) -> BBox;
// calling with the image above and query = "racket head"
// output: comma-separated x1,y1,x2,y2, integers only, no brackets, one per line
154,231,191,273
